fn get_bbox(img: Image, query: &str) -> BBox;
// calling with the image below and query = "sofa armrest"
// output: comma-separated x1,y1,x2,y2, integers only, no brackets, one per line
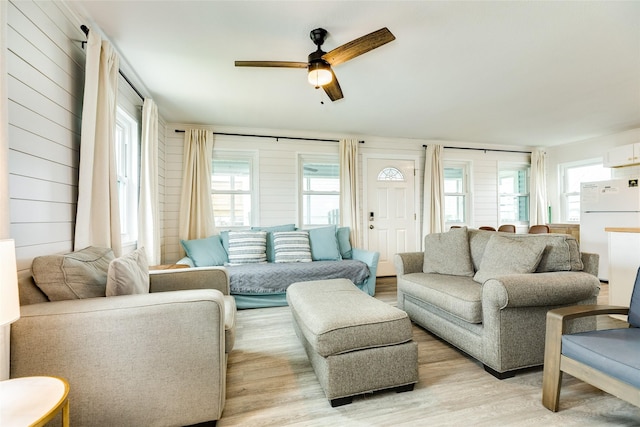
11,290,227,426
352,248,380,296
394,252,424,276
580,252,600,277
482,271,601,309
149,266,230,295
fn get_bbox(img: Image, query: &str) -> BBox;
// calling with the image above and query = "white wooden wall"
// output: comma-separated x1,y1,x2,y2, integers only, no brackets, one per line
7,0,85,274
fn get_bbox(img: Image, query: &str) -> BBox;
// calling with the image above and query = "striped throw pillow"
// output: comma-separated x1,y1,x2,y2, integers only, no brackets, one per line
273,231,312,263
227,231,268,265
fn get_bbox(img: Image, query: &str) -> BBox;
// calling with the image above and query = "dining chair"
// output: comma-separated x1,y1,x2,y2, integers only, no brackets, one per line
479,226,496,231
528,225,550,234
497,224,516,233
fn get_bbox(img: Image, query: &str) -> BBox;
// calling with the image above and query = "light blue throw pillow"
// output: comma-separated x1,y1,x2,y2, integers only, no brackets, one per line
251,224,296,262
180,235,228,267
336,226,352,259
308,225,342,261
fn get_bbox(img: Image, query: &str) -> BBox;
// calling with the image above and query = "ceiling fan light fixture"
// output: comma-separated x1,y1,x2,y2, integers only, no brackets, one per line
308,61,332,87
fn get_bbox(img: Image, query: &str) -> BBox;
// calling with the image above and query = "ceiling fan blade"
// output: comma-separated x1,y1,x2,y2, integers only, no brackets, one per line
322,70,343,101
235,61,308,68
322,27,395,66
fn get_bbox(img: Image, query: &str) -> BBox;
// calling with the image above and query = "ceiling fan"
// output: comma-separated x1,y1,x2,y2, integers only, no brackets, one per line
235,27,395,102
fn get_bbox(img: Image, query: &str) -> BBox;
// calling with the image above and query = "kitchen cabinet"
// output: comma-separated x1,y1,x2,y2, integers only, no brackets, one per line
606,227,640,321
604,143,640,168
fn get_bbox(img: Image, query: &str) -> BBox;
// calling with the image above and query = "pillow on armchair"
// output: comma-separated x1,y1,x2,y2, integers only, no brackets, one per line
106,247,150,296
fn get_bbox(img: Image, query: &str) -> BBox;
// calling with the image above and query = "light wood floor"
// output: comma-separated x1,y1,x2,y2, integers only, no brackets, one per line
219,278,639,426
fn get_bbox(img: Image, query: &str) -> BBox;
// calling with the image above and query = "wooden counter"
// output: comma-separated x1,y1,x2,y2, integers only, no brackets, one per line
605,227,640,233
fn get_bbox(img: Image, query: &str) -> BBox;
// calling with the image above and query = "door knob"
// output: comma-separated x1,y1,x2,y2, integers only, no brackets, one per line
369,225,374,229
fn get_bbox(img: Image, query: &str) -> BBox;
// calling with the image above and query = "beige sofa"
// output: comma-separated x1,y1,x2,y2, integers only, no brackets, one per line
12,260,235,427
395,227,601,379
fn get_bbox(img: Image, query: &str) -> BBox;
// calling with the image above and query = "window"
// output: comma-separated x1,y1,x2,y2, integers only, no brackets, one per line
560,160,611,222
115,107,139,245
444,162,470,225
300,155,340,226
211,154,255,227
498,164,529,224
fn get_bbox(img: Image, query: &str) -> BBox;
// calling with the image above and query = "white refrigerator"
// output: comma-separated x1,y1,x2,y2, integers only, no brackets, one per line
580,178,640,281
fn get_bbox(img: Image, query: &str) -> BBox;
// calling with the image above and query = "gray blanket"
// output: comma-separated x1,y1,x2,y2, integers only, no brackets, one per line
227,260,370,294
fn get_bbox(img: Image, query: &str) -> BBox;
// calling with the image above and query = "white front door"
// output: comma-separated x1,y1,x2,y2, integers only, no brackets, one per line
366,158,418,276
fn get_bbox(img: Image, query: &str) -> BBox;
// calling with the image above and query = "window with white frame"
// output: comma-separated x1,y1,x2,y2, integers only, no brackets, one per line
211,154,255,227
444,162,470,225
115,107,139,245
300,155,340,226
560,160,611,222
498,164,529,224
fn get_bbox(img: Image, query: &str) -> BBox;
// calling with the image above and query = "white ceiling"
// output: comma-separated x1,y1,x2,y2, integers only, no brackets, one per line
67,1,640,147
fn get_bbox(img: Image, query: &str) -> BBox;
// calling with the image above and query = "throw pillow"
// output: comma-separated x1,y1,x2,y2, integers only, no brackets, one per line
180,235,228,267
423,226,474,277
336,227,353,259
273,231,312,263
473,234,547,283
32,246,115,301
227,231,268,265
251,224,296,262
106,248,150,296
308,225,342,261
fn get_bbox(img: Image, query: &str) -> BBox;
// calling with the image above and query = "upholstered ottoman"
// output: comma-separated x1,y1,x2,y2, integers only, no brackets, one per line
286,279,418,407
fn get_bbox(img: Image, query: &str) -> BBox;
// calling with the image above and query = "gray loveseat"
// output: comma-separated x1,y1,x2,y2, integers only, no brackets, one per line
12,248,235,426
395,227,600,378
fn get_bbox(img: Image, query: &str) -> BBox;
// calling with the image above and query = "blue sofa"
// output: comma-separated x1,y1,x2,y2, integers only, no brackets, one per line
178,225,380,309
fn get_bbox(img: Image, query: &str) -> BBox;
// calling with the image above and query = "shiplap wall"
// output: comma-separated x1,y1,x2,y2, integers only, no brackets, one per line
7,0,166,273
162,125,530,263
7,0,85,273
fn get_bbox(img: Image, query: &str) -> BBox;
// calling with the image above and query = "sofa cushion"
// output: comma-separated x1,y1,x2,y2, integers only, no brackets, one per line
32,246,114,301
468,229,583,273
106,248,150,296
308,225,342,261
399,273,483,323
251,224,296,262
273,231,312,263
227,231,268,265
423,226,474,277
180,235,228,267
473,234,547,283
336,226,353,259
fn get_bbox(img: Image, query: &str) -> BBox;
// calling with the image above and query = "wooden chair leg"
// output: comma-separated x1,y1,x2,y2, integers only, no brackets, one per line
542,311,564,411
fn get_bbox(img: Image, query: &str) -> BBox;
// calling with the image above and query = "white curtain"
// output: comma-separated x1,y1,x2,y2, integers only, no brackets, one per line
179,129,216,241
74,30,121,256
422,145,445,242
339,139,361,246
137,99,160,264
530,148,548,225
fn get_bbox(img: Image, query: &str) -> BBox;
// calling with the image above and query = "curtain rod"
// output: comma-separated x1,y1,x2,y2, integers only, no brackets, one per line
174,129,365,144
80,25,145,101
422,144,531,154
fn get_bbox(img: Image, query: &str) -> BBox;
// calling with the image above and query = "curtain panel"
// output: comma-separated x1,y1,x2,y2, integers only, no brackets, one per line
179,129,216,242
422,144,445,242
74,30,122,257
339,139,361,247
138,99,160,265
530,148,548,225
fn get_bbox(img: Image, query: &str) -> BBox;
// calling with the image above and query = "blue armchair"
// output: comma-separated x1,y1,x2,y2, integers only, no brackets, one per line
541,267,640,411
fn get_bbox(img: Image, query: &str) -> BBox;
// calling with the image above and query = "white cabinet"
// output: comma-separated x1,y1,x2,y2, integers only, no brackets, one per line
604,143,640,168
606,227,640,321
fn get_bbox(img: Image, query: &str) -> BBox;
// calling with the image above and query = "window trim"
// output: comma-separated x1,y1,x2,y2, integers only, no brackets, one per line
498,162,530,225
211,151,258,228
298,153,340,227
115,106,139,246
559,158,610,223
443,161,471,227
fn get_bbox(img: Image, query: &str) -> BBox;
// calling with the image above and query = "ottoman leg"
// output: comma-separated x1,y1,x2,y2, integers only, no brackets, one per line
330,396,353,407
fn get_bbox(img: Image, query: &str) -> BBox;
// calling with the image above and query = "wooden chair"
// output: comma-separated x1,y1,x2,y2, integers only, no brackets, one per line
497,224,516,233
479,226,496,231
528,225,550,234
541,267,640,411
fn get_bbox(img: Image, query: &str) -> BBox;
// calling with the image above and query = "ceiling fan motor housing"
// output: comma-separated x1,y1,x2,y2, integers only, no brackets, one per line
310,28,328,47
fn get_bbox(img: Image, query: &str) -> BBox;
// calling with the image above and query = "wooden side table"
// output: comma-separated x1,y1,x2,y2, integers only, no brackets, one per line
0,376,69,427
